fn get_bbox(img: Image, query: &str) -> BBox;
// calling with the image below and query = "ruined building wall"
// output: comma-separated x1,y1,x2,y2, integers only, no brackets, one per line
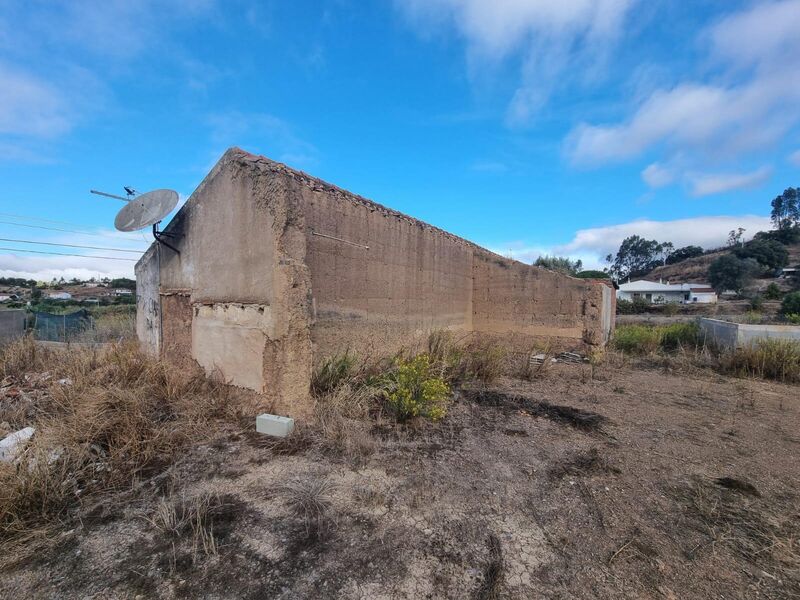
136,152,314,416
296,183,474,358
471,253,607,348
136,148,613,417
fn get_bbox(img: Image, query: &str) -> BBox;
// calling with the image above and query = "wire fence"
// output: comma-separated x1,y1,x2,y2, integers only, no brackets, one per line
32,310,94,342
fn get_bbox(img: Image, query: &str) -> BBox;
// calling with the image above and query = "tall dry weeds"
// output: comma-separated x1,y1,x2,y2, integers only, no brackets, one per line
0,339,244,554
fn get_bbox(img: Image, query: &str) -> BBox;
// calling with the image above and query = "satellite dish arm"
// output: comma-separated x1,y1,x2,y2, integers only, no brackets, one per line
90,189,131,202
153,222,180,254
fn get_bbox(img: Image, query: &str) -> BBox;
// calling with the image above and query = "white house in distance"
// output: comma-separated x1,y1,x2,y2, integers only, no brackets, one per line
617,280,717,304
47,291,72,300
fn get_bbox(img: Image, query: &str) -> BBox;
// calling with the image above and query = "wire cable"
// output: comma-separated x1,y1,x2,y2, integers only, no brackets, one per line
0,220,149,245
0,212,145,242
0,247,137,261
0,237,143,254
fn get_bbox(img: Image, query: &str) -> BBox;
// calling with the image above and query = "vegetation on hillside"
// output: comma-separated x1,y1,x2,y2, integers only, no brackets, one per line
534,255,582,276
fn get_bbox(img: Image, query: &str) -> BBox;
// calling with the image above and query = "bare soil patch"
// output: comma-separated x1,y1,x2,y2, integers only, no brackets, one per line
2,359,798,598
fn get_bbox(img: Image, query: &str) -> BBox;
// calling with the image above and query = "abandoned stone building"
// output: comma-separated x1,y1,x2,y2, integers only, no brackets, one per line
135,148,615,416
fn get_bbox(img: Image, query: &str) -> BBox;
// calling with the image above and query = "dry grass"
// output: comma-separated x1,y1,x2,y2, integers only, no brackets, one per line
475,534,505,600
279,475,335,539
719,339,800,383
77,309,136,343
0,338,245,559
677,477,800,598
146,492,227,558
426,330,506,384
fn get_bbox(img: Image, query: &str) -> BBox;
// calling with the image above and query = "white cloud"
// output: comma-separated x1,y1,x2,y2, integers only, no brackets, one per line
397,0,635,123
207,112,319,168
566,1,800,166
554,214,772,268
688,166,772,197
0,64,71,138
708,0,800,71
789,149,800,167
0,255,134,281
641,162,674,188
486,241,551,264
0,227,147,280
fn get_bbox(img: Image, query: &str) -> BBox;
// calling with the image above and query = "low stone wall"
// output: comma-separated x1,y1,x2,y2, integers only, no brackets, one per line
699,317,800,351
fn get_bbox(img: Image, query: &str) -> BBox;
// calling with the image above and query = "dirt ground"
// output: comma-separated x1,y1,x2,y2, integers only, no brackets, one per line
2,359,798,599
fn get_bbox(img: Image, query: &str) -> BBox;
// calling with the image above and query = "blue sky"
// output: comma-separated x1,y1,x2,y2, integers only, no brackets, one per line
0,0,798,280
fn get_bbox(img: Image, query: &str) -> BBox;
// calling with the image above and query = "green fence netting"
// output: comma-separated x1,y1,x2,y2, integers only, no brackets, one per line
33,310,94,342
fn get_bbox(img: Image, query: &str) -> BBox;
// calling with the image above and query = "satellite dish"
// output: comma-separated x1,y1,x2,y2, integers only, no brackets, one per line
114,189,179,232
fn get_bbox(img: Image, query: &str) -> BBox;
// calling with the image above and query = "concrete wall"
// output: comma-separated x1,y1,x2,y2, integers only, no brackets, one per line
136,151,313,416
472,254,605,347
699,317,800,351
0,309,25,344
135,244,160,356
136,148,614,417
298,179,475,356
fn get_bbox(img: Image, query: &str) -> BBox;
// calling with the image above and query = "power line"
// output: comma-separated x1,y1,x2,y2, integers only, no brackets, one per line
0,247,137,261
0,237,143,254
0,211,95,228
0,212,142,241
0,220,149,246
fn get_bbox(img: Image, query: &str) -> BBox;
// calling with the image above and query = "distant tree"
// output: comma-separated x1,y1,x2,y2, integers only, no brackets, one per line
534,255,582,276
764,283,782,300
574,270,609,279
781,291,800,316
109,277,136,290
770,187,800,230
30,287,42,301
606,235,666,280
734,239,789,271
709,255,760,293
754,227,800,245
659,242,675,265
665,245,704,265
727,227,746,247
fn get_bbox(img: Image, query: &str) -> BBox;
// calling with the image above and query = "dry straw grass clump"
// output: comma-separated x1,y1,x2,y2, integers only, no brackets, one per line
720,339,800,383
426,330,506,385
279,475,335,540
677,477,800,597
0,337,243,551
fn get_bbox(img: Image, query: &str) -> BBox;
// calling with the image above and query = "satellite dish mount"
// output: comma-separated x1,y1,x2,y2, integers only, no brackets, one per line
91,187,181,253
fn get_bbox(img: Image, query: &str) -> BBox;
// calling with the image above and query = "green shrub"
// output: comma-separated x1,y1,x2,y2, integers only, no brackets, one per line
721,339,800,383
574,270,609,279
764,283,782,300
613,322,701,354
734,238,789,270
749,295,764,311
616,298,650,314
612,325,662,354
661,302,680,316
311,352,358,396
660,322,701,352
781,291,800,316
382,354,451,421
785,313,800,325
742,311,763,324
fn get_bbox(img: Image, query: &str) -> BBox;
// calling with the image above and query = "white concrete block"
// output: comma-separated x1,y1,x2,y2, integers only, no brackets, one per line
256,414,295,438
0,426,35,463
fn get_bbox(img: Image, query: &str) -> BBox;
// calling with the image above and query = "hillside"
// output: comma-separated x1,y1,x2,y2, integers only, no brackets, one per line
645,242,800,284
647,249,728,283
